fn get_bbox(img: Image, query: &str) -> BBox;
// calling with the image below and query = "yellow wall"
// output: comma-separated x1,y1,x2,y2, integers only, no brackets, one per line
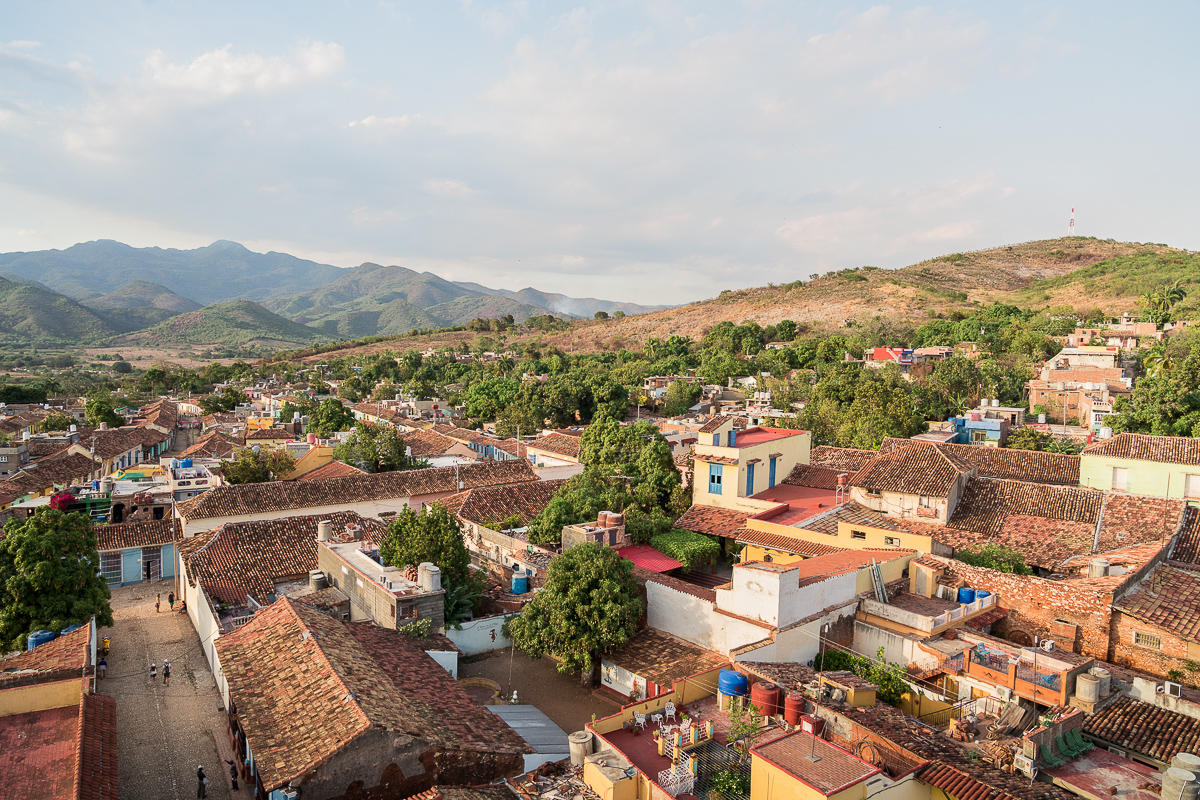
590,663,728,734
1080,454,1200,499
739,518,932,556
282,444,334,479
751,755,867,800
585,763,638,800
0,678,82,717
692,430,812,507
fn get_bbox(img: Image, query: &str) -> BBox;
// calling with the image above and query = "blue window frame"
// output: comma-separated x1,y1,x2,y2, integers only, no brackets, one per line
708,464,723,494
728,430,737,447
746,463,755,495
712,434,720,446
769,457,777,488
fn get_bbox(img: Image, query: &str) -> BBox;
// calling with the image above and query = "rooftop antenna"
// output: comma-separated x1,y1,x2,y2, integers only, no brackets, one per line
1068,208,1075,237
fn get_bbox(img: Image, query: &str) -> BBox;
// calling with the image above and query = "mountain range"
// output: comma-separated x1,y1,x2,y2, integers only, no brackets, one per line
0,240,667,346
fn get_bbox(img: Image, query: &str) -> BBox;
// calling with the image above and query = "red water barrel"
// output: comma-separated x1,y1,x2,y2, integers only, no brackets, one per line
750,682,781,717
783,692,805,726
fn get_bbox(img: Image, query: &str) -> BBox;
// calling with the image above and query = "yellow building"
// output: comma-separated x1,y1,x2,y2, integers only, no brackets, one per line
692,416,811,510
1080,433,1200,500
751,731,880,800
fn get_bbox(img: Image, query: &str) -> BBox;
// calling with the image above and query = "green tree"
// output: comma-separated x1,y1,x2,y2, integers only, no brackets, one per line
464,377,520,419
660,379,702,416
0,510,114,650
220,447,296,484
112,360,132,374
1004,427,1048,451
307,398,356,438
333,424,417,473
34,412,76,433
85,398,123,429
955,544,1033,575
506,543,644,686
197,386,245,416
379,504,472,586
594,311,610,320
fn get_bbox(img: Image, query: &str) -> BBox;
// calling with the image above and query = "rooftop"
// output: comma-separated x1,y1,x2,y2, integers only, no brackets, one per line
673,505,751,539
526,432,582,460
793,501,895,536
733,426,804,447
851,441,974,498
615,544,683,573
1083,432,1200,465
752,731,879,795
878,439,1080,486
1113,563,1200,643
291,459,367,481
603,628,727,687
95,519,180,552
809,446,878,473
748,484,840,526
439,479,567,527
0,623,91,688
176,459,537,521
0,692,118,800
1083,696,1200,764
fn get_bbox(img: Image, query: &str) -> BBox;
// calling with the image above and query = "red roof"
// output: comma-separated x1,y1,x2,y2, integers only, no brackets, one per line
616,545,683,573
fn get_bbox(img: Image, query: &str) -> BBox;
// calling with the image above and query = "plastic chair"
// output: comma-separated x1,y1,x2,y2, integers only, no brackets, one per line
1056,735,1082,759
1040,743,1063,768
633,712,646,729
664,701,677,722
1068,729,1094,753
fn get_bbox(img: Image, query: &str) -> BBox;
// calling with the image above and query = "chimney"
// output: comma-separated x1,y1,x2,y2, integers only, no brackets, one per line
99,422,108,430
317,520,331,542
345,523,360,540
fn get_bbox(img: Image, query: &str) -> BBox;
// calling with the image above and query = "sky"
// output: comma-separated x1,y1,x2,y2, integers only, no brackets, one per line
1,2,1197,305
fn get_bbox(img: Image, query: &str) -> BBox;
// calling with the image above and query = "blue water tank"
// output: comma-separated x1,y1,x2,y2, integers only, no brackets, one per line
958,587,976,604
92,480,100,491
60,624,81,636
511,574,529,594
27,630,56,651
170,459,179,469
718,669,749,697
180,458,193,468
975,590,991,600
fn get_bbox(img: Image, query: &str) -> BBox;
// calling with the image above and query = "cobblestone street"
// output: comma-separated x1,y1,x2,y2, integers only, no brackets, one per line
101,579,244,800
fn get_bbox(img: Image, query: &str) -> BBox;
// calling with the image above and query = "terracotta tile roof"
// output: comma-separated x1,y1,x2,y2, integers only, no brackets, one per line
353,403,405,425
789,548,913,586
1083,432,1200,465
673,505,751,538
0,411,41,435
694,453,739,466
851,441,974,498
438,479,566,526
631,565,716,602
0,623,91,687
95,519,180,551
1114,563,1200,643
292,459,367,481
245,428,293,440
491,438,526,458
879,438,1080,485
1173,507,1200,565
178,511,386,605
176,459,537,522
433,425,491,446
734,528,847,557
346,623,528,753
180,430,239,459
698,415,732,434
526,432,581,460
1083,696,1200,763
754,731,880,794
782,464,851,490
963,606,1009,630
0,704,80,800
28,441,70,460
214,598,526,792
77,692,118,800
2,452,100,499
76,426,152,459
809,446,879,473
947,478,1103,537
794,501,895,536
1095,493,1186,552
402,428,460,458
602,629,727,687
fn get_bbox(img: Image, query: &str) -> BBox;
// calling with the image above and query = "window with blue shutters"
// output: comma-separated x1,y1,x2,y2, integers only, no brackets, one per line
712,434,720,446
769,457,777,488
746,463,755,495
728,430,737,446
708,464,723,494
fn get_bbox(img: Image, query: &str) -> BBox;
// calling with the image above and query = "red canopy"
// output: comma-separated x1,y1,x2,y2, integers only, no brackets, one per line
616,544,682,573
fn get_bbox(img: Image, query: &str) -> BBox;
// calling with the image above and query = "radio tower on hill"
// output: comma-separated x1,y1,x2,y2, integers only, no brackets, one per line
1068,208,1075,237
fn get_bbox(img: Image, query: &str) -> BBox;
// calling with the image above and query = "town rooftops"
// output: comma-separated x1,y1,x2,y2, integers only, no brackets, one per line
851,441,974,498
95,519,180,552
697,415,732,434
615,544,683,573
175,458,537,521
751,731,879,795
0,623,92,688
603,628,727,687
786,548,914,586
1083,432,1200,465
1114,563,1200,643
402,428,461,458
179,430,239,460
525,432,582,460
440,479,566,527
1,451,100,500
809,446,878,473
213,596,527,792
177,511,386,606
673,505,752,539
1083,696,1200,765
878,438,1080,486
1172,508,1200,565
0,693,117,800
782,463,853,490
793,501,895,536
292,460,367,481
734,528,847,557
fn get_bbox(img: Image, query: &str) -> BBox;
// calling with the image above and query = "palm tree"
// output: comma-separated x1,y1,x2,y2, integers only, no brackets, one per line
442,579,481,630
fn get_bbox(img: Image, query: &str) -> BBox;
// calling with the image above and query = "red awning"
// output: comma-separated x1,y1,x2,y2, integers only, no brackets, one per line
616,545,683,573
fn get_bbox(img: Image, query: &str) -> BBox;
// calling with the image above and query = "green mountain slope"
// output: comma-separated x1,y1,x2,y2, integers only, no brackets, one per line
114,300,324,346
86,280,204,312
0,240,345,305
0,277,122,344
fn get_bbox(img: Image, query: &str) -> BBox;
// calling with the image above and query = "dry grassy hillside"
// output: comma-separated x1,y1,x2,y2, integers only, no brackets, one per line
290,237,1191,361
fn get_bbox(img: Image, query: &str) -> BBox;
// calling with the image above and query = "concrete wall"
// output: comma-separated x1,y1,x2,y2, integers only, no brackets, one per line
426,649,458,678
853,620,941,672
1080,453,1200,497
177,553,229,705
716,563,859,630
644,579,767,656
0,678,82,716
446,613,517,655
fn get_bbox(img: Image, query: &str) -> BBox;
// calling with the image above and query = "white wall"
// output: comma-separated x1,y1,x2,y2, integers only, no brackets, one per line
853,620,941,672
645,580,773,656
426,649,459,678
178,550,229,705
447,613,517,655
534,464,585,480
180,496,416,536
715,563,858,629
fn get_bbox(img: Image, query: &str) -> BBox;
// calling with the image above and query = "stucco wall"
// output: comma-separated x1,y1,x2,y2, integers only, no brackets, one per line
446,613,517,655
1080,453,1200,498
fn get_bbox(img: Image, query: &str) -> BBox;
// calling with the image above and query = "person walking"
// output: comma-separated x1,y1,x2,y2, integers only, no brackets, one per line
168,591,176,611
97,657,107,680
155,593,161,613
227,760,239,790
197,765,208,798
149,663,157,684
162,661,171,687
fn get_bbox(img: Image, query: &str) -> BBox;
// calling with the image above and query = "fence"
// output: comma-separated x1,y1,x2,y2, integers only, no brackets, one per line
1015,662,1062,691
917,694,1008,728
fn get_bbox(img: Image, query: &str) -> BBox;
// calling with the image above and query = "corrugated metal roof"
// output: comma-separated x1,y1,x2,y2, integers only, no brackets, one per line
616,544,683,573
486,705,570,754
